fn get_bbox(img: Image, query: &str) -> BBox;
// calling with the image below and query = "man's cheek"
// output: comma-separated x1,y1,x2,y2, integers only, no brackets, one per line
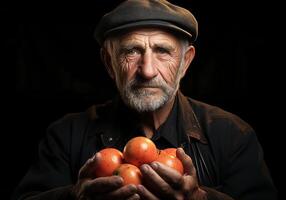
158,70,175,86
161,62,178,80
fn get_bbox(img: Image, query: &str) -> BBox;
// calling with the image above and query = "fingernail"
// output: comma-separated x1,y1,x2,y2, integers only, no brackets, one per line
178,148,185,154
133,193,140,200
128,184,137,192
140,164,149,172
151,162,158,170
115,176,123,184
137,184,145,192
90,154,96,162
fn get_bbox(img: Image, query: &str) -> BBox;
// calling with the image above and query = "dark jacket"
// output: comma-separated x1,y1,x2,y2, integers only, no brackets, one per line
12,92,277,200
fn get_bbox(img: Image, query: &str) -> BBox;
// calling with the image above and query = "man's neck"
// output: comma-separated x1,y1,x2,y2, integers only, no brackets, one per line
139,96,176,138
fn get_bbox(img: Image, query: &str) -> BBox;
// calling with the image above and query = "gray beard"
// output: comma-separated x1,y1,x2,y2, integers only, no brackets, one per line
119,75,180,112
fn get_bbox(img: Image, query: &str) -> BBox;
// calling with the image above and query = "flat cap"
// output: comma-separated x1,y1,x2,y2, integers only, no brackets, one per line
94,0,198,45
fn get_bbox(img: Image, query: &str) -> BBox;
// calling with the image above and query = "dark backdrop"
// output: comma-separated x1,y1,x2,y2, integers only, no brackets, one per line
2,0,283,199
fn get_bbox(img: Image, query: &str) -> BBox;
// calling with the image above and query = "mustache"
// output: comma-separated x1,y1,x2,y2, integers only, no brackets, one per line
128,76,167,89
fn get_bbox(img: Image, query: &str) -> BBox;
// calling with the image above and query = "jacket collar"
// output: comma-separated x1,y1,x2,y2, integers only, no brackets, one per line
87,91,207,148
177,91,207,144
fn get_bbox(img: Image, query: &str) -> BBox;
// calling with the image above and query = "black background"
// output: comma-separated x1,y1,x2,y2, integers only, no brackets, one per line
2,0,283,199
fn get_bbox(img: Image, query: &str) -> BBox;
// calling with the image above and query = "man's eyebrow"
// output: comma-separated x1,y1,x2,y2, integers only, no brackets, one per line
119,41,175,51
120,41,143,49
153,43,175,51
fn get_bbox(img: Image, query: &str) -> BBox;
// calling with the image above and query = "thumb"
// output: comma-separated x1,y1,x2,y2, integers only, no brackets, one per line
78,154,97,180
176,148,196,176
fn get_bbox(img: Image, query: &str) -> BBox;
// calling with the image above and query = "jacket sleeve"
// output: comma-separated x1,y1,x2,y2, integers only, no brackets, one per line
205,118,277,200
11,116,77,200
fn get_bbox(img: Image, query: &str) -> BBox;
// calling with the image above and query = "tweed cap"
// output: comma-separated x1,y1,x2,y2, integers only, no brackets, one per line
94,0,198,45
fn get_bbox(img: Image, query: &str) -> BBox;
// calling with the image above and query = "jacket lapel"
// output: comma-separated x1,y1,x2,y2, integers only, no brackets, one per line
177,91,207,144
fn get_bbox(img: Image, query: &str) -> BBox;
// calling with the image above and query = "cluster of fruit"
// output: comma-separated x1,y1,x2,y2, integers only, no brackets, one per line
92,136,183,185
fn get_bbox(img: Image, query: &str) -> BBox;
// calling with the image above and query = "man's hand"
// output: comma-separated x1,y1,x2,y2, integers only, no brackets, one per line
72,155,140,200
138,148,207,200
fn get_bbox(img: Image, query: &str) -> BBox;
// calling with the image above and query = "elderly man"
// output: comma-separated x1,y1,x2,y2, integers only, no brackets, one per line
12,0,277,200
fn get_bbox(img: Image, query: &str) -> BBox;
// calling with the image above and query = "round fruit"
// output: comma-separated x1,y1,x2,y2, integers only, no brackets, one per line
162,148,177,157
123,136,158,167
156,151,184,175
113,164,142,185
93,148,123,177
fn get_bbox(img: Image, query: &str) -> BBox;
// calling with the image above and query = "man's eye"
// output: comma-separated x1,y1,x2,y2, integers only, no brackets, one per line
156,47,170,54
125,49,140,56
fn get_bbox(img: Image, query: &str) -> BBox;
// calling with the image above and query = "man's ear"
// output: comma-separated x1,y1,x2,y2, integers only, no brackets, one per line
182,45,195,76
100,48,115,80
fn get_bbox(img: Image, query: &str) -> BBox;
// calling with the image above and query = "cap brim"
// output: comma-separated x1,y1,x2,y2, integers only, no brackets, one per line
104,20,192,40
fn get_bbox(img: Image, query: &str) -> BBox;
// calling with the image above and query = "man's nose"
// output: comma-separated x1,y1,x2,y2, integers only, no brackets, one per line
137,50,158,80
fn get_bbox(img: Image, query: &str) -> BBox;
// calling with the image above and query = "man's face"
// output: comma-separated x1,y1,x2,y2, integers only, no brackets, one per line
106,28,192,112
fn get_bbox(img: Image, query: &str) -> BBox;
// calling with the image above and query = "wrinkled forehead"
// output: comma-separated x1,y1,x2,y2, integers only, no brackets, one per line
117,27,181,46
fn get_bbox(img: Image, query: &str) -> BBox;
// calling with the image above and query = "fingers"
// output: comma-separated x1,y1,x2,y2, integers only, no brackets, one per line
149,162,183,189
180,176,207,199
176,148,196,176
78,155,97,179
77,176,139,200
126,193,141,200
137,184,160,200
97,184,138,200
84,176,123,194
77,148,198,200
180,175,198,194
140,164,175,197
140,149,200,199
